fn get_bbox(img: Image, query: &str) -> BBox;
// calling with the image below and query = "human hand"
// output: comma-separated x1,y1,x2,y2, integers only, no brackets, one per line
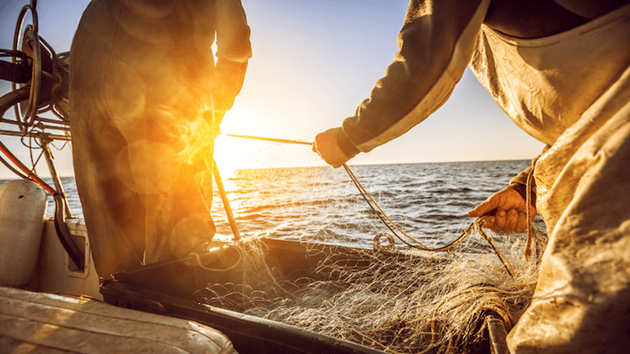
312,128,352,168
468,186,536,234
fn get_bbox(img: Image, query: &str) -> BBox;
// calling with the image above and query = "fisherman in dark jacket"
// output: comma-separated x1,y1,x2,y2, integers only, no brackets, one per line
70,0,251,275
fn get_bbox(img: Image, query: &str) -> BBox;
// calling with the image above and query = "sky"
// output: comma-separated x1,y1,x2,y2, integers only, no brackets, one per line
0,0,544,178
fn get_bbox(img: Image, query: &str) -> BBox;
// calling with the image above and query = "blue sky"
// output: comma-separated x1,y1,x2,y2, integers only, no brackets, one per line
0,0,543,177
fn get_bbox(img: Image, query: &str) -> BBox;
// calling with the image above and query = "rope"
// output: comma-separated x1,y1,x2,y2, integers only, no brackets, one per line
0,139,55,194
523,158,546,262
343,163,470,252
188,244,243,272
524,168,535,261
1,2,68,198
0,153,27,179
344,162,513,276
221,133,515,275
223,133,312,146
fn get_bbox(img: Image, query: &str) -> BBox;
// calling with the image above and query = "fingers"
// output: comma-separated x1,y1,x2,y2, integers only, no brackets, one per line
504,209,518,233
483,215,496,230
312,128,347,168
491,209,507,233
482,209,530,234
515,211,528,233
469,187,537,234
467,205,484,218
468,199,497,217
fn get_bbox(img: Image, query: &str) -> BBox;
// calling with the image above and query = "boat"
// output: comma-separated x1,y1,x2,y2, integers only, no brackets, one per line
0,3,509,353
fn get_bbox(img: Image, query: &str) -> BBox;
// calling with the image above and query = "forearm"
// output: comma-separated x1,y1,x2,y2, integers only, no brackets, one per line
214,0,252,118
338,0,491,157
508,168,536,207
508,148,549,207
214,58,249,113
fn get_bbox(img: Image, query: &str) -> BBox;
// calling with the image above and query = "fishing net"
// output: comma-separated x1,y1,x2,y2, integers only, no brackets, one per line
194,226,543,354
197,158,546,353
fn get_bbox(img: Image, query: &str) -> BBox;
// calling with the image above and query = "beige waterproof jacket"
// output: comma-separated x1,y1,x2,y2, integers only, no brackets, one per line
335,0,630,352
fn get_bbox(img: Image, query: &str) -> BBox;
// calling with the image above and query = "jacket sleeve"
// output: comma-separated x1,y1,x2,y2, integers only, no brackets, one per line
508,146,549,207
213,0,252,120
337,0,491,158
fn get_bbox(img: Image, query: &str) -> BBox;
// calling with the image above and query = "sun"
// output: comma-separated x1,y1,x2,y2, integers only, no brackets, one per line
212,135,256,178
212,107,269,177
212,105,323,180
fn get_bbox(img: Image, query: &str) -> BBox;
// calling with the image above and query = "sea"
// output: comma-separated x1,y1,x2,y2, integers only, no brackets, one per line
25,159,540,251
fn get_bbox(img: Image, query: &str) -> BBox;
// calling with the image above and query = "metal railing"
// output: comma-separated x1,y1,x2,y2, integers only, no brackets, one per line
0,0,82,269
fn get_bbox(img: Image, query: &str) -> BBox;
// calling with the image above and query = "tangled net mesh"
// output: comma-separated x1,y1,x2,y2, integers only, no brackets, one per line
195,227,542,354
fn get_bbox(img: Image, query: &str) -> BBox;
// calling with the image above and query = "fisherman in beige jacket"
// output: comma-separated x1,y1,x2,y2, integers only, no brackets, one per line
70,0,251,276
314,0,630,352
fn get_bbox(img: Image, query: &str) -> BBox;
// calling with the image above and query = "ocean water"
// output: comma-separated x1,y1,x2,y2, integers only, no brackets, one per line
30,159,539,250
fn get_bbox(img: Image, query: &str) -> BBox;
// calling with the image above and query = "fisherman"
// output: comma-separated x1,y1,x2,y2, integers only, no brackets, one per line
69,0,251,275
313,0,630,352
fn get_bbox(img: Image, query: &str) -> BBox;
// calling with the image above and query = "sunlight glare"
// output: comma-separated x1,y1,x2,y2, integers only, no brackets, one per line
213,106,325,178
213,106,268,177
213,135,259,178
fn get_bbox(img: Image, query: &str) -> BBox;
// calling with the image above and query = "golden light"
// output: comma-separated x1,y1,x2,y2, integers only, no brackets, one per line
212,106,324,181
181,114,216,166
213,106,269,178
213,135,253,179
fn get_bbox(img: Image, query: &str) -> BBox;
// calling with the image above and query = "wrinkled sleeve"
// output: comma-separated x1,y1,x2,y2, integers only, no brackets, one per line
509,165,536,205
338,0,491,158
214,0,252,116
